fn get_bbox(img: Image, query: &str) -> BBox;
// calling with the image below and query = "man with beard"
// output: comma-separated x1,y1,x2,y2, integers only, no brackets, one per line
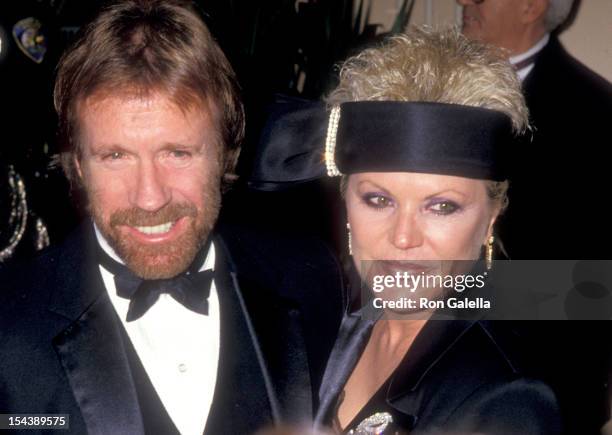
0,1,343,434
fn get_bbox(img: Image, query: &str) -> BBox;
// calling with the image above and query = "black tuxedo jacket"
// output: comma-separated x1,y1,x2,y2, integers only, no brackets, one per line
0,222,344,434
497,35,612,260
316,314,561,434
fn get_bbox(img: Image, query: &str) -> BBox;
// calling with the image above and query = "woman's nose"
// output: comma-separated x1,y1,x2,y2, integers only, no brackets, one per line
391,212,424,250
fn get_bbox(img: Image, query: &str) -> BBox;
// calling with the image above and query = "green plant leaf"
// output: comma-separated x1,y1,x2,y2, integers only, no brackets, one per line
391,0,415,34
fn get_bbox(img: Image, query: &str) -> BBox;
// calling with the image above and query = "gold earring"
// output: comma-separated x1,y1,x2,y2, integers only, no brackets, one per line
486,235,494,270
347,222,353,256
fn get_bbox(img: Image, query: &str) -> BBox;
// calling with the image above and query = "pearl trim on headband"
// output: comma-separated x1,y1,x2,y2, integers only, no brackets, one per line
325,105,342,177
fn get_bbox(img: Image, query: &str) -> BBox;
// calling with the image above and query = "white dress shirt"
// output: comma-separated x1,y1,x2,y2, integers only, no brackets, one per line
510,33,550,82
95,225,220,435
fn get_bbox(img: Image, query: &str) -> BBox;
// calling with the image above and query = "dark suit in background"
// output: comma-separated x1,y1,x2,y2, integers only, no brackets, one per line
498,35,612,260
497,35,612,435
0,222,344,434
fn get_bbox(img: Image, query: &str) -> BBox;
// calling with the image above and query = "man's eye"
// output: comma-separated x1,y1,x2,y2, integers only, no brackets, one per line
363,194,393,209
429,201,460,215
104,152,125,161
170,150,191,159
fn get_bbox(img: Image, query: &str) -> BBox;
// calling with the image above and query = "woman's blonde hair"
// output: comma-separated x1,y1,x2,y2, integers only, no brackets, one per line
327,26,529,209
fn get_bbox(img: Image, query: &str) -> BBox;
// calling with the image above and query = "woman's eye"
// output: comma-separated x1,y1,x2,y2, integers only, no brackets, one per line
429,200,460,215
362,194,393,209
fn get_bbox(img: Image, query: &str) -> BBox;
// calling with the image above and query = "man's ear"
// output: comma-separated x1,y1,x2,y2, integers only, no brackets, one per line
74,154,83,179
522,0,549,25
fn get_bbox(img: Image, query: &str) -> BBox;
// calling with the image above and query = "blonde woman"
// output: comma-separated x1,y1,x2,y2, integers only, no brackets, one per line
251,27,560,434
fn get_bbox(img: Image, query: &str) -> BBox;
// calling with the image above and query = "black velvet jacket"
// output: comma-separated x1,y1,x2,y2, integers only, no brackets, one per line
315,311,562,435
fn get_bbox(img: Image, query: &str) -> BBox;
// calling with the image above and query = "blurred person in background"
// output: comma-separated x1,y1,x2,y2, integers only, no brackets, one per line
459,1,612,433
457,0,612,258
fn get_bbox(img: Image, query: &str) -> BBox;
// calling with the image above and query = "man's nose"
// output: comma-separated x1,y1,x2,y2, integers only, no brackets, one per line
131,159,172,211
390,211,424,251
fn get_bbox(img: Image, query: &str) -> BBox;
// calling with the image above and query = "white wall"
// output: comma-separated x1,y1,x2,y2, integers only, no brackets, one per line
560,0,612,82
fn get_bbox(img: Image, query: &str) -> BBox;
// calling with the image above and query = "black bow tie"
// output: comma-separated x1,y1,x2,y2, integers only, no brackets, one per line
97,242,214,322
513,52,539,72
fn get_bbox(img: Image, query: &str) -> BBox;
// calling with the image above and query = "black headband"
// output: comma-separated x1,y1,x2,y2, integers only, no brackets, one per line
248,98,514,191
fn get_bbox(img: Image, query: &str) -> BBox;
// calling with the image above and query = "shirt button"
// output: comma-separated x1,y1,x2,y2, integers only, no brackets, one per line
178,363,187,373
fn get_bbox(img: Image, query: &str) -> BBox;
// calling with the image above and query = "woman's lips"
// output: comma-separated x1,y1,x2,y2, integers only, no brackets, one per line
376,260,436,277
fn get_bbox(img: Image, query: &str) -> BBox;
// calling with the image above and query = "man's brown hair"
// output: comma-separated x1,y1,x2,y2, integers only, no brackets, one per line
54,0,244,186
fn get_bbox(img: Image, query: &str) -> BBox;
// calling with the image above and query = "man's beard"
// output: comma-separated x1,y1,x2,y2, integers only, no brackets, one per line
92,190,221,280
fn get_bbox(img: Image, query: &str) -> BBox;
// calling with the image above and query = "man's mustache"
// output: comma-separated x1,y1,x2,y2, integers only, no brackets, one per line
109,202,197,227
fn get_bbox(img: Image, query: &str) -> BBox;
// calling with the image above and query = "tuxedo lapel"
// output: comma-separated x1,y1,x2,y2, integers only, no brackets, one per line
314,311,376,427
263,303,312,422
211,228,320,425
387,319,478,401
235,269,313,422
48,225,145,435
52,296,145,435
204,235,279,434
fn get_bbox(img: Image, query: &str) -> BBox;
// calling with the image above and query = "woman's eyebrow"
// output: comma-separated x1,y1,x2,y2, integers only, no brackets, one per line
357,180,391,194
425,189,469,200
